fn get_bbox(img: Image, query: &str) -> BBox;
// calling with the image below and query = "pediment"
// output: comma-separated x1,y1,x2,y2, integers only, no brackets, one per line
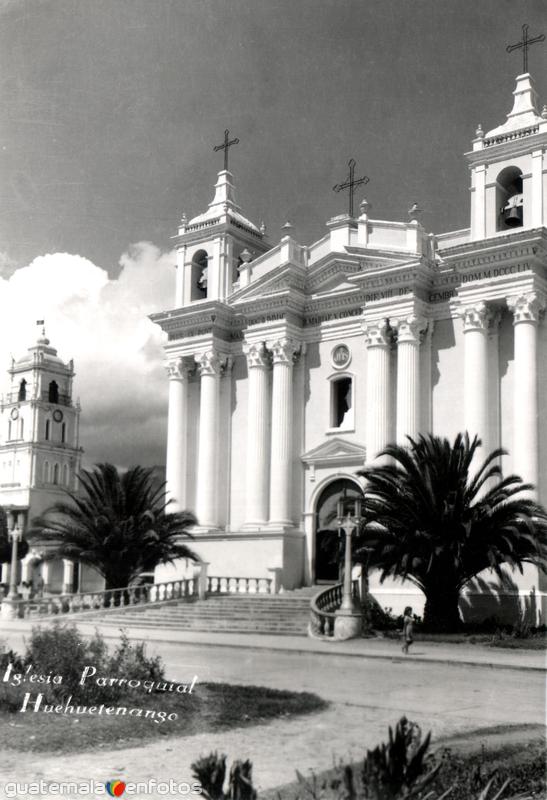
301,437,367,467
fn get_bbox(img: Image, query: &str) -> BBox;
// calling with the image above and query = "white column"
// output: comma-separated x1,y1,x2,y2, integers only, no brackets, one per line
165,358,193,512
394,316,426,444
41,562,51,594
461,302,492,448
364,320,392,461
243,343,271,527
268,338,299,527
531,150,544,228
507,292,545,492
62,559,74,594
472,164,486,239
195,350,225,529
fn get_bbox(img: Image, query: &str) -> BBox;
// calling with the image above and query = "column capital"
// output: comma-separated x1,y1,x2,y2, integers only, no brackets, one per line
392,315,428,345
165,356,195,381
243,342,272,369
362,318,392,348
460,301,495,333
195,350,226,377
507,292,546,325
268,338,301,365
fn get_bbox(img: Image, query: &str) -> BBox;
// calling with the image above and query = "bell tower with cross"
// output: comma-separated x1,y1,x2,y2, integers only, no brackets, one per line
173,129,270,307
467,24,547,240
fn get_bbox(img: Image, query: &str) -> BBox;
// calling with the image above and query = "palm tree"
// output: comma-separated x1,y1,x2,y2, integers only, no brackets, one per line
29,463,197,591
356,433,547,631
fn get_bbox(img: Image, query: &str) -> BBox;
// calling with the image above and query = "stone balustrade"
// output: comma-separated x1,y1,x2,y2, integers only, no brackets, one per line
207,576,274,594
309,580,360,639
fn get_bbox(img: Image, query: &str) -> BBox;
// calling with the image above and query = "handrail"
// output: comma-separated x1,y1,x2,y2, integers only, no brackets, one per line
14,578,197,619
207,576,273,594
308,579,360,639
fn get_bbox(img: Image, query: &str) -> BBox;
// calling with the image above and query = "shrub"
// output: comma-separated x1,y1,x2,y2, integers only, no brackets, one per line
191,752,256,800
0,622,166,708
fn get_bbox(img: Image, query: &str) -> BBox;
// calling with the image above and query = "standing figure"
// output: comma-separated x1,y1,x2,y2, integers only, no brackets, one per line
402,606,414,655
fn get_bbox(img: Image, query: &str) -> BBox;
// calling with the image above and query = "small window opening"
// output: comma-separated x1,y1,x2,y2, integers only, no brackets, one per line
53,463,59,485
63,464,69,486
48,381,59,403
7,421,11,441
61,422,66,443
19,418,24,439
332,377,352,428
43,461,49,483
18,379,26,402
45,420,50,440
190,250,208,301
496,166,523,231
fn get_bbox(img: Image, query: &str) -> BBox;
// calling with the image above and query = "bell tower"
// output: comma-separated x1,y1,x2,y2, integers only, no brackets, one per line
172,131,270,308
467,68,547,241
0,328,82,521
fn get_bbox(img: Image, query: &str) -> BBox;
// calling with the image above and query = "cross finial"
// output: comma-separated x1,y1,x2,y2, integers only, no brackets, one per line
213,129,240,172
506,24,545,74
333,158,369,218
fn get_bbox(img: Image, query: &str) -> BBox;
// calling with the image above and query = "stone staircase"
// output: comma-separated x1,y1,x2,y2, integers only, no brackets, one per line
86,586,321,637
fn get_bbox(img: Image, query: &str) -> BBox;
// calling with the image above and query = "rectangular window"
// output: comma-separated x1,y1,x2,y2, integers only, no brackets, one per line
331,377,353,429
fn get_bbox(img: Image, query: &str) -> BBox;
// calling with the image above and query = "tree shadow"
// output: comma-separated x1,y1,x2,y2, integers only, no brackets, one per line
460,571,539,627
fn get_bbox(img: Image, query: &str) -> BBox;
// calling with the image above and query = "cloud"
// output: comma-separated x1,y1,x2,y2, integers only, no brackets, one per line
0,243,174,467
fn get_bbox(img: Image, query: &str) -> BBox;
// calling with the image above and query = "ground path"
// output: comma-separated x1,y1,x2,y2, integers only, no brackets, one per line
0,626,544,798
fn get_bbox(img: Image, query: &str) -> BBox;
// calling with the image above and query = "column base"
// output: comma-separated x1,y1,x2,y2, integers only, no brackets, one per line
62,584,73,595
1,597,23,620
241,521,269,530
268,521,294,532
334,608,362,641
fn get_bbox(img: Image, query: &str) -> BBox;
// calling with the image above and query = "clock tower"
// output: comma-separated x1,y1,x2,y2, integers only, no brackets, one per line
0,328,82,527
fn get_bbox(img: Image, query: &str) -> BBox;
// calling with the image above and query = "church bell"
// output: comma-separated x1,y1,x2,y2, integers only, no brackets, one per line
502,194,523,228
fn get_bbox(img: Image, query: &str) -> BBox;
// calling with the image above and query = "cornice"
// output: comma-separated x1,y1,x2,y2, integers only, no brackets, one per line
465,130,547,167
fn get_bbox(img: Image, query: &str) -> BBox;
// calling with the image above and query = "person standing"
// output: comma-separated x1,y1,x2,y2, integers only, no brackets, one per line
402,606,414,655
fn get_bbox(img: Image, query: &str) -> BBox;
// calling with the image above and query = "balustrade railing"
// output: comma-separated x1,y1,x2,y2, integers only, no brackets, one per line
309,579,360,639
14,578,197,619
207,576,273,594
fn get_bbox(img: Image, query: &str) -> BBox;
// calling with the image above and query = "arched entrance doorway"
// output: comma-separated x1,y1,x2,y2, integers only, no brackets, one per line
314,478,364,583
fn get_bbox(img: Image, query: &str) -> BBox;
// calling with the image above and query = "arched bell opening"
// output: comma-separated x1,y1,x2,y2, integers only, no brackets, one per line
496,166,523,231
313,477,364,583
190,249,209,301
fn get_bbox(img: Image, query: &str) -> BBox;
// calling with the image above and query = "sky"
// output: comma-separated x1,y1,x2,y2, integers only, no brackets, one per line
0,0,545,467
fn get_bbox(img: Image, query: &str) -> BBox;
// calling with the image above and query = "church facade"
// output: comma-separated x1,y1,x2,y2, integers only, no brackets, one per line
153,73,547,622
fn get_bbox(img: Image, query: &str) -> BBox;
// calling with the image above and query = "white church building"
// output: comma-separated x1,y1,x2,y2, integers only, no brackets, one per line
153,72,547,622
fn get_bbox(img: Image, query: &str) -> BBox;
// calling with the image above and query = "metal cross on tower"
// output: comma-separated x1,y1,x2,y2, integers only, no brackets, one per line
333,158,369,219
506,24,545,74
213,129,240,172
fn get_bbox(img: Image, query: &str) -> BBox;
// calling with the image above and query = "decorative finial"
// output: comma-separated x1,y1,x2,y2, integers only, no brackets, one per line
408,202,423,222
475,123,484,139
542,105,547,120
180,212,188,226
260,220,266,235
281,220,293,235
333,158,369,218
359,198,371,216
35,319,49,345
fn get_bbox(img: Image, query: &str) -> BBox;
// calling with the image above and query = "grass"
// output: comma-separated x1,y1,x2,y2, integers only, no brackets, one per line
264,724,546,799
0,682,328,754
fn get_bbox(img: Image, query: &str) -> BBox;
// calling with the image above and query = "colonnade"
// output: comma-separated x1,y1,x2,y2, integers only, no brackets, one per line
165,290,544,530
165,338,301,530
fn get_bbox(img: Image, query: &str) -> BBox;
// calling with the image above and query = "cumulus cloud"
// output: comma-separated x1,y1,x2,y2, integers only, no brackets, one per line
0,243,175,467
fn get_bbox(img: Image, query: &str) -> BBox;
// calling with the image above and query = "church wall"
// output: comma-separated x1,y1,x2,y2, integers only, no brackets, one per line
430,315,464,439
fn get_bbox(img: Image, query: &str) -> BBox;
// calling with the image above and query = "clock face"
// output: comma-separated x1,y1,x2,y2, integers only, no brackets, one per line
53,409,63,423
10,408,18,420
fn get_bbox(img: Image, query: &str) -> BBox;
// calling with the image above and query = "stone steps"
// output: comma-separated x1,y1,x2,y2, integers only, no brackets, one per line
85,588,319,636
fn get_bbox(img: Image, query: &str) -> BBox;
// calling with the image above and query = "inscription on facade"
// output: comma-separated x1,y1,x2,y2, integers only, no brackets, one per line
429,263,530,302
